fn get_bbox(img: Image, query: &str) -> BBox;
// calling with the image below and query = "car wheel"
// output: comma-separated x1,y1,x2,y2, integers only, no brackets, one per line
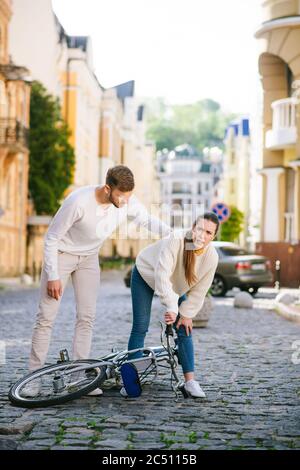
211,275,227,297
248,286,259,296
241,286,259,296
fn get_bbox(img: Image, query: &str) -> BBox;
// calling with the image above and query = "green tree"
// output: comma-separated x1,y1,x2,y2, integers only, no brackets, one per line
29,81,75,215
220,206,244,242
144,97,235,152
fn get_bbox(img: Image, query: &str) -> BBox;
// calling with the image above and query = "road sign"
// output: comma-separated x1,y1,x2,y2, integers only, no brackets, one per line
211,202,230,223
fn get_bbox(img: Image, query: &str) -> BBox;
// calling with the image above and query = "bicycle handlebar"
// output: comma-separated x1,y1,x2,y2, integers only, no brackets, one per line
165,324,174,337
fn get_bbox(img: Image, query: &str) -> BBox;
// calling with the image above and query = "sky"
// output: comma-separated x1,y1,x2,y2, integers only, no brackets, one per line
52,0,263,114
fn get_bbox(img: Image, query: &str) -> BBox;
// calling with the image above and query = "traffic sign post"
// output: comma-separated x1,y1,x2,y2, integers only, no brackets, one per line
211,203,230,240
211,202,231,223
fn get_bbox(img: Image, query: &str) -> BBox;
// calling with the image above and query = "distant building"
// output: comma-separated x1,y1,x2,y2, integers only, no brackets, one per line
223,118,251,247
157,144,221,229
99,81,161,258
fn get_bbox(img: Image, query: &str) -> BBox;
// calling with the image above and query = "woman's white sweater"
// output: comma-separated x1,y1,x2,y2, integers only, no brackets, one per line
136,232,219,319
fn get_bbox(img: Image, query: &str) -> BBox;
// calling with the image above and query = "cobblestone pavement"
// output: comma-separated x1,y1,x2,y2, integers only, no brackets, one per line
0,270,299,450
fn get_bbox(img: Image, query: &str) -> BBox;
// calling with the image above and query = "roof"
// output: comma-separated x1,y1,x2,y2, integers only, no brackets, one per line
67,36,88,51
114,80,135,101
54,14,88,52
225,118,250,139
137,105,144,121
168,143,201,160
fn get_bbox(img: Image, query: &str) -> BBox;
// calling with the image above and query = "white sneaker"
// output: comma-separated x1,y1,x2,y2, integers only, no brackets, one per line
184,380,206,398
86,387,103,396
120,387,128,397
21,379,41,398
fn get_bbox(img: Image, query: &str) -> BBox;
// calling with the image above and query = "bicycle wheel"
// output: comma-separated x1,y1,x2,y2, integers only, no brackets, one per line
9,360,107,408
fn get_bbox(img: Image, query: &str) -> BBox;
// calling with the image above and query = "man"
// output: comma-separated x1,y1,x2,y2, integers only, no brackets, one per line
24,165,170,397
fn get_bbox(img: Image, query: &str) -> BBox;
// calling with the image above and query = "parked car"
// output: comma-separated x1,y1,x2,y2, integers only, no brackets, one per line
211,241,273,297
123,241,273,297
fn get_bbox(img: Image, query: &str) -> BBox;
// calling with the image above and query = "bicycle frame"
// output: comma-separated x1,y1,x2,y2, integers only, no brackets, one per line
53,324,183,397
9,323,188,408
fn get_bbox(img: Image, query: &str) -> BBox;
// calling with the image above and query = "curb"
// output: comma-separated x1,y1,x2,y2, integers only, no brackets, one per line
273,302,300,323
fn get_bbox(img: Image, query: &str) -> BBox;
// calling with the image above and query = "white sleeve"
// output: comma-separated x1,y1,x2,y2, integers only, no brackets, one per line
154,238,180,314
179,257,218,319
43,199,83,281
127,195,171,238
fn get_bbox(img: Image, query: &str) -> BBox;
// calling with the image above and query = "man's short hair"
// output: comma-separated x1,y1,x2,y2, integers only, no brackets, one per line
106,165,135,192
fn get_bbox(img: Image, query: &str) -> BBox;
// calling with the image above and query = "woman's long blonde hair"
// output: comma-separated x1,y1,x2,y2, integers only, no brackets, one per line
183,212,219,286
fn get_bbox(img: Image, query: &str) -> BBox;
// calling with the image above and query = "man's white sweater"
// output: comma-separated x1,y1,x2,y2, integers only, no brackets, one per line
44,186,171,281
136,232,219,319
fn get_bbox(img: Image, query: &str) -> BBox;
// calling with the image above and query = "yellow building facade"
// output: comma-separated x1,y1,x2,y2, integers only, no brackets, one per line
0,0,31,276
223,118,251,247
60,35,103,190
255,0,300,286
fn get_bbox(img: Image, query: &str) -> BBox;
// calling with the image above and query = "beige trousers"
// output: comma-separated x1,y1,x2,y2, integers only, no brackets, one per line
29,251,100,371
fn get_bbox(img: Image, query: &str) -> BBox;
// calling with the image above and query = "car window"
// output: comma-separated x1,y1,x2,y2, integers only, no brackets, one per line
219,247,250,256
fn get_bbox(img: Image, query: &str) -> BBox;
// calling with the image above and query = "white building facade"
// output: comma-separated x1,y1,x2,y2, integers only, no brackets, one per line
157,144,220,229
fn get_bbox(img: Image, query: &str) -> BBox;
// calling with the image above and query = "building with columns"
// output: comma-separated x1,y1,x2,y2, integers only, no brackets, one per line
255,0,300,286
0,0,31,276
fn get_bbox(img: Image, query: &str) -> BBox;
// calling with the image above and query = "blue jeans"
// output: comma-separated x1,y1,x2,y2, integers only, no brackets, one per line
128,265,194,373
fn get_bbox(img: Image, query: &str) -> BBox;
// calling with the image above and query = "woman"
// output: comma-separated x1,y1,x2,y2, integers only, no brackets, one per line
125,211,219,398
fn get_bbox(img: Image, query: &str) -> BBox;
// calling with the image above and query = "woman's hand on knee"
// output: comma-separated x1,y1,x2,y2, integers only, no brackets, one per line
164,311,177,325
176,315,193,336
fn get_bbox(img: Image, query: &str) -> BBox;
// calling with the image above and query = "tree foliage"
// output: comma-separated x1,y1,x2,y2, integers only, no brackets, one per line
29,81,75,215
144,97,235,152
220,206,244,242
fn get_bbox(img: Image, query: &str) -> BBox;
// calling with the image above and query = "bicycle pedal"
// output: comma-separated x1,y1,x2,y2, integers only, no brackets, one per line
57,349,70,363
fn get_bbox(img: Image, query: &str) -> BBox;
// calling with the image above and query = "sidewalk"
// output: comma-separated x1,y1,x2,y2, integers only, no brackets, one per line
0,270,299,450
0,277,39,291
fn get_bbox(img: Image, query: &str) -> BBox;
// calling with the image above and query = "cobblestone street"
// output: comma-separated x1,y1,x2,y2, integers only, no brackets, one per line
0,270,299,450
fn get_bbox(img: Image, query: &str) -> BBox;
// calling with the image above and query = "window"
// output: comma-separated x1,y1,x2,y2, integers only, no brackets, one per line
171,214,183,229
0,80,7,117
230,150,235,165
286,64,294,97
172,182,191,194
219,247,250,256
5,171,12,210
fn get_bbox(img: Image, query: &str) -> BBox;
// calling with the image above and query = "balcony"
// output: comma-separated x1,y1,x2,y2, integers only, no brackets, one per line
265,98,297,150
0,118,29,149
